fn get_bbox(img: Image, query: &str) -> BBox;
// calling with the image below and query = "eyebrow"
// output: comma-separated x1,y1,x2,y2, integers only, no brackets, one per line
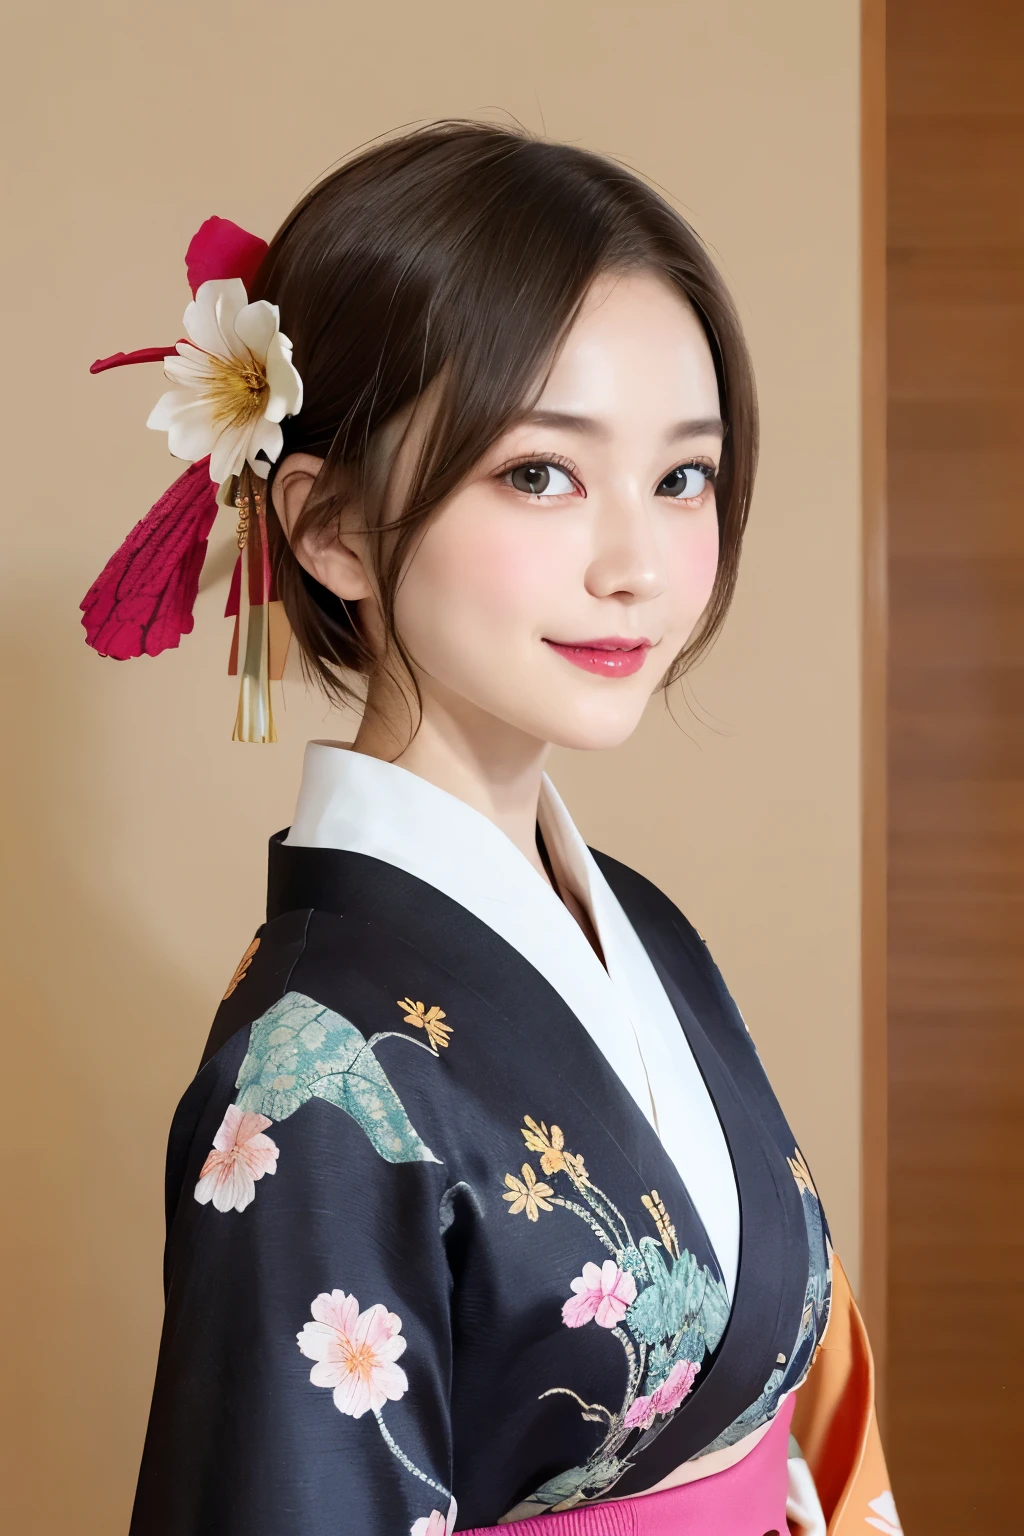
518,409,725,442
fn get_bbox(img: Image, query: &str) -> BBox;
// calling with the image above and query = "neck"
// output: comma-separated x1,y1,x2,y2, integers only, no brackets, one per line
352,676,552,878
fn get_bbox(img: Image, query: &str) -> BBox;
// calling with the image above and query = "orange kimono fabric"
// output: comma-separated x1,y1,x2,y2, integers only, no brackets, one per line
792,1256,898,1535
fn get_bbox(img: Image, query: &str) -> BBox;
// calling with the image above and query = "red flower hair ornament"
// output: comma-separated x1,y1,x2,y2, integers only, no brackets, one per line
83,216,303,742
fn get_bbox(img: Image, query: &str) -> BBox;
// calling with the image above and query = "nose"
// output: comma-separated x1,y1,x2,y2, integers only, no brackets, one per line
583,492,667,604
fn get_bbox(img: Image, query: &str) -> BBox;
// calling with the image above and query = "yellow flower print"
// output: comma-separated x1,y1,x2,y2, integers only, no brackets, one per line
397,998,453,1053
223,936,260,1000
520,1117,589,1184
503,1163,555,1221
787,1147,817,1200
641,1189,679,1259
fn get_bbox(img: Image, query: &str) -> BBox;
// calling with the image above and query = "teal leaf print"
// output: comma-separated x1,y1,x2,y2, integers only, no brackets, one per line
625,1238,729,1354
234,991,441,1164
530,1455,630,1506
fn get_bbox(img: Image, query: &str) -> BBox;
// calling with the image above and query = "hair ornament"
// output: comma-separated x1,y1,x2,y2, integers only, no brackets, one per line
82,216,303,742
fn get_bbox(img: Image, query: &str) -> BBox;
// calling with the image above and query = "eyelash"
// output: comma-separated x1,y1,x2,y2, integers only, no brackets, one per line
492,451,582,493
492,451,719,505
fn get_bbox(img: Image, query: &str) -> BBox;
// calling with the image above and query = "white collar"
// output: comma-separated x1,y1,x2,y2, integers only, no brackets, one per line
284,739,739,1297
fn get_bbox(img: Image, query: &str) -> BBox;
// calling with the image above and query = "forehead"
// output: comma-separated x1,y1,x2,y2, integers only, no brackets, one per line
534,268,720,418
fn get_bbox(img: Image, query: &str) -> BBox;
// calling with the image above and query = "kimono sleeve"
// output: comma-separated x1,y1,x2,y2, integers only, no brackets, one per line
129,988,456,1536
790,1256,898,1535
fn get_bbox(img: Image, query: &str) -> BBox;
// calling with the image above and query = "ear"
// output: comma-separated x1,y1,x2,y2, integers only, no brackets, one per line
270,452,374,601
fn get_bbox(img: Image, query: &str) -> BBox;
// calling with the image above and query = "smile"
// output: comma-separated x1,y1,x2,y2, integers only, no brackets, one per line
543,637,653,677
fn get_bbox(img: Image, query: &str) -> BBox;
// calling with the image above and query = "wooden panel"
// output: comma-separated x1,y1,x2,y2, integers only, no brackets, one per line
860,0,888,1394
886,1,1024,1527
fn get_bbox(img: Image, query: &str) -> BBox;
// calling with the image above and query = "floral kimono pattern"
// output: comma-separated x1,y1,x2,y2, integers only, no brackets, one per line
128,835,841,1535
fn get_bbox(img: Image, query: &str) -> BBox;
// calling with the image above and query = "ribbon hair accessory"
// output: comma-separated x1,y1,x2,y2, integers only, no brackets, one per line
82,216,304,743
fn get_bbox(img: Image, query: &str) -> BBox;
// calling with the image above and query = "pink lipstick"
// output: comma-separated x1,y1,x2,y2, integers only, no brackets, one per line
544,636,652,677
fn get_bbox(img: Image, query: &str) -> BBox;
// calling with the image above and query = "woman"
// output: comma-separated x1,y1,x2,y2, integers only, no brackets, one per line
85,121,896,1536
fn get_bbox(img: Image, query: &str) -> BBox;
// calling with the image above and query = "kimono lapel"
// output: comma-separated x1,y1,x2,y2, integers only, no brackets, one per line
265,832,808,1474
590,849,811,1479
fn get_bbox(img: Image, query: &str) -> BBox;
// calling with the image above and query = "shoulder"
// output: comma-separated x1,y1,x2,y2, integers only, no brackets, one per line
167,905,457,1229
199,902,438,1068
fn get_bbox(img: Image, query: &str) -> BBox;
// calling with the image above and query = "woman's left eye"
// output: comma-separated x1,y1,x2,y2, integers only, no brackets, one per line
657,462,715,500
503,461,578,497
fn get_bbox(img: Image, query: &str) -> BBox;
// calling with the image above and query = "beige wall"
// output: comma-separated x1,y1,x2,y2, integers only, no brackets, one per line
1,3,862,1530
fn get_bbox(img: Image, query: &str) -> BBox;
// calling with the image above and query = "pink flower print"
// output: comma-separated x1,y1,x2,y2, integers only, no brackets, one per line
562,1260,638,1329
297,1289,409,1418
651,1358,700,1413
623,1392,658,1431
193,1104,279,1213
624,1358,701,1430
411,1497,457,1536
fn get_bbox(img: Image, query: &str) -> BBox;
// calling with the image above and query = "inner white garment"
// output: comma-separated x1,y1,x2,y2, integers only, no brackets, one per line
284,740,740,1299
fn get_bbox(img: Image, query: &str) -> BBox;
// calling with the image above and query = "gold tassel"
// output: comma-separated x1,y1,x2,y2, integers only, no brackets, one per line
232,471,278,743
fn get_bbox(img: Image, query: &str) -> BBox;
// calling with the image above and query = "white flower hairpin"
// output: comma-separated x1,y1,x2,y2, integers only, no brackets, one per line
83,216,305,744
147,276,303,493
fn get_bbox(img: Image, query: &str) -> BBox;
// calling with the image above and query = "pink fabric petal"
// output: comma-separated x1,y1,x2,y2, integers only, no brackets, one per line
212,1104,244,1152
593,1263,637,1328
624,1393,656,1430
192,1162,223,1206
296,1320,337,1363
356,1303,403,1353
195,1156,255,1213
373,1330,408,1363
309,1358,345,1390
593,1292,631,1328
80,458,219,659
185,216,268,297
311,1290,360,1336
239,1134,279,1179
411,1512,448,1536
368,1359,410,1411
333,1372,373,1418
411,1498,458,1536
579,1261,604,1291
650,1359,700,1414
234,1109,274,1144
561,1290,599,1328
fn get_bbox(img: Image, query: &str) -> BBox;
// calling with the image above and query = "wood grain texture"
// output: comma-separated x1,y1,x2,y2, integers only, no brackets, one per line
886,1,1024,1526
860,0,889,1413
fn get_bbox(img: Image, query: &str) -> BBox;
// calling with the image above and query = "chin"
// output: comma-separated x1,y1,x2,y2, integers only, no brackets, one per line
528,697,650,754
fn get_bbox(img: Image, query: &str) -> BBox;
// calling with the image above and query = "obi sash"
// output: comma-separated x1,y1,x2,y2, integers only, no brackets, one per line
463,1395,794,1536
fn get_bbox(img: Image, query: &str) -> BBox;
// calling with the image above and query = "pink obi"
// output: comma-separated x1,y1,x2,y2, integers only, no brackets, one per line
462,1394,794,1536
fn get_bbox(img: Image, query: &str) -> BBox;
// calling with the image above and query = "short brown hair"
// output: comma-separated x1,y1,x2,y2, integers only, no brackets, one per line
255,119,758,710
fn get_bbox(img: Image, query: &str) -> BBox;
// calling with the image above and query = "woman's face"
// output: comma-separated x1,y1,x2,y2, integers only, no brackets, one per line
380,268,724,752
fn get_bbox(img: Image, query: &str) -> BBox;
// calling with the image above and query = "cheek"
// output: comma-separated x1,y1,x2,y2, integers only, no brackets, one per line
669,516,720,614
690,520,720,599
406,507,564,639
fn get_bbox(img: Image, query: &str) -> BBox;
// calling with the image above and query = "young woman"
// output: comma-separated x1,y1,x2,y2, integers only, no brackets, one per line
85,121,896,1536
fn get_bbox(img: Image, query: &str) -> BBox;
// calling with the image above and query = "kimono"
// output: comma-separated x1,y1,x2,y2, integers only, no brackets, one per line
128,743,896,1535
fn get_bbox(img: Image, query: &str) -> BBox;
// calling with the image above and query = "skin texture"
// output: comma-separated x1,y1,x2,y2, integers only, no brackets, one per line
273,268,723,894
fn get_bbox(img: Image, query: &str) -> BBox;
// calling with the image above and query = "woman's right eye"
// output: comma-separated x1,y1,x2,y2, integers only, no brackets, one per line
504,461,577,497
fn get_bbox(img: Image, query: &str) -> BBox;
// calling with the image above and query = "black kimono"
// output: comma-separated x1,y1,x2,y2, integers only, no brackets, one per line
129,832,832,1534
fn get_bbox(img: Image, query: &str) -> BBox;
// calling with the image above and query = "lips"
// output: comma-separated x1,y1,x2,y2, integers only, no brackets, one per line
543,636,652,678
